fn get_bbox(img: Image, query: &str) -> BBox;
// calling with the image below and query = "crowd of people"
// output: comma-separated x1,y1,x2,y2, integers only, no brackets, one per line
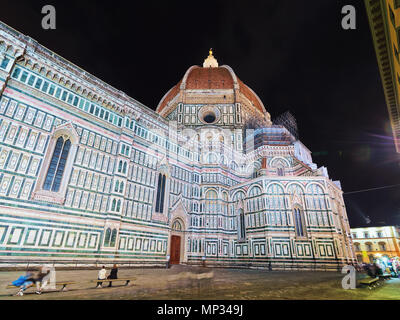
354,259,400,278
11,264,119,296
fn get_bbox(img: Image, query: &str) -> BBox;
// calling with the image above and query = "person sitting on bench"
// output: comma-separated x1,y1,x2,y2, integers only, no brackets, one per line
107,264,118,287
35,266,51,295
12,270,36,296
96,266,107,288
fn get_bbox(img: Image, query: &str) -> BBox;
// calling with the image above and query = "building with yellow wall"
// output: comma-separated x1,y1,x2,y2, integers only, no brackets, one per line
365,0,400,152
351,226,400,263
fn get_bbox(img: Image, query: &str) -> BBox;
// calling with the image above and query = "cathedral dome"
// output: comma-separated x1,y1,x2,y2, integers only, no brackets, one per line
156,50,269,121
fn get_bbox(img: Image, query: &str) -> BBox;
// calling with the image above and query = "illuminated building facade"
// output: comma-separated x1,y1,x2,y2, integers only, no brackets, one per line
365,0,400,152
351,226,400,263
0,22,355,269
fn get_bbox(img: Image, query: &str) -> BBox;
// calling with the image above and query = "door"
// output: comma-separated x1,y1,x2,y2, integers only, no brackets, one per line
170,235,181,264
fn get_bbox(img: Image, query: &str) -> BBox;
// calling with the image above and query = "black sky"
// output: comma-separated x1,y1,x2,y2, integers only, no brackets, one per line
1,0,399,228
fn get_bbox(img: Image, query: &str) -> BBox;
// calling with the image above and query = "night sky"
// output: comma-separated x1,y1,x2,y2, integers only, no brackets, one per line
1,0,399,228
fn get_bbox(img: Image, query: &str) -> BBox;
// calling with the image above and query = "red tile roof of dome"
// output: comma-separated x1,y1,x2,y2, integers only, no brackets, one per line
157,80,182,114
185,66,234,89
237,78,264,113
157,65,265,114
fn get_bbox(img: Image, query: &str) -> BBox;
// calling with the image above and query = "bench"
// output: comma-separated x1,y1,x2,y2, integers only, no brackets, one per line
6,281,76,292
359,277,379,289
379,273,392,280
91,277,136,287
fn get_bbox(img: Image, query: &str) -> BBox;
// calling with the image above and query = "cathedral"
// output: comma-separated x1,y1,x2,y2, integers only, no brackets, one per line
0,21,355,270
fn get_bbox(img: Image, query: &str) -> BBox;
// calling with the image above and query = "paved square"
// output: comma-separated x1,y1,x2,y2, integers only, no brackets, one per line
0,265,399,300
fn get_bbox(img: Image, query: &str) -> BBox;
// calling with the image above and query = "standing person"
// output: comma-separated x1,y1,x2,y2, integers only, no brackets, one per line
96,266,107,288
107,264,118,287
34,266,51,295
12,270,35,296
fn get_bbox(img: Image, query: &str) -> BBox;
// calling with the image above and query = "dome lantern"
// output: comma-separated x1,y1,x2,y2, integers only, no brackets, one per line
203,48,219,68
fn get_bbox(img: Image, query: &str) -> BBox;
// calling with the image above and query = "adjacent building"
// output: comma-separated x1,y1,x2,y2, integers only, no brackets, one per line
351,226,400,263
365,0,400,152
0,22,355,270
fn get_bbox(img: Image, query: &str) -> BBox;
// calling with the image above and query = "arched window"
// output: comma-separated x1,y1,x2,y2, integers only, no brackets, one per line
205,190,218,213
248,186,262,212
104,228,111,246
172,220,182,231
43,136,71,192
238,209,246,240
294,207,306,237
155,173,166,213
123,162,127,174
119,182,124,193
111,199,116,211
114,181,119,192
110,229,117,247
222,192,228,215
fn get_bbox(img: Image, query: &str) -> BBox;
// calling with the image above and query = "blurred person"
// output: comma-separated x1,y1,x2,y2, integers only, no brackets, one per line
12,270,35,296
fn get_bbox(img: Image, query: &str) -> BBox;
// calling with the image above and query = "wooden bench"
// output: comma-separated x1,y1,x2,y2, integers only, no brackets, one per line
91,277,136,287
359,277,379,289
7,281,76,292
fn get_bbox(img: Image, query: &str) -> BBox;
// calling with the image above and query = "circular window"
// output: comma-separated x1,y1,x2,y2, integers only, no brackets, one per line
199,106,220,125
203,112,216,124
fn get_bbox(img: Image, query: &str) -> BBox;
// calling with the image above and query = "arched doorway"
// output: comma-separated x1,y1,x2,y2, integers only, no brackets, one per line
170,219,184,264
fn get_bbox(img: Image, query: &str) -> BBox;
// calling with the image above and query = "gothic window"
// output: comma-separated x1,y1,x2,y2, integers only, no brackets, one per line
123,162,127,174
293,207,306,237
222,192,228,215
205,190,218,213
172,220,182,231
104,228,111,246
110,229,117,247
277,167,284,176
238,209,246,240
247,186,262,212
155,173,166,213
43,136,71,192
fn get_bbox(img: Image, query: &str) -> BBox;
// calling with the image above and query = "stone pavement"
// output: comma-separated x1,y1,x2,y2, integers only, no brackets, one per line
0,265,399,300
